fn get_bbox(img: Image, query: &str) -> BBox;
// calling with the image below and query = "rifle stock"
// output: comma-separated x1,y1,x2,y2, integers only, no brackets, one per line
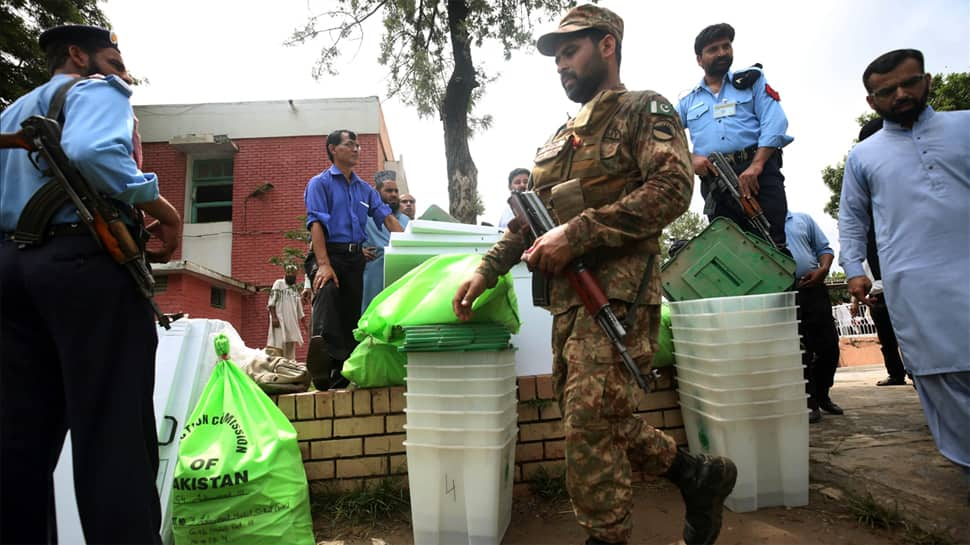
10,116,171,329
508,191,650,392
708,152,777,248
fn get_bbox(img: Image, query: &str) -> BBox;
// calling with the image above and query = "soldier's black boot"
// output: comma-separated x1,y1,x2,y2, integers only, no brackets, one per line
663,448,737,545
305,336,335,391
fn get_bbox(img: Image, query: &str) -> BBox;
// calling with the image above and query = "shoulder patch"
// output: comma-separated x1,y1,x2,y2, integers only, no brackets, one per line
765,83,780,101
652,120,675,141
731,64,764,90
105,74,133,97
649,99,676,117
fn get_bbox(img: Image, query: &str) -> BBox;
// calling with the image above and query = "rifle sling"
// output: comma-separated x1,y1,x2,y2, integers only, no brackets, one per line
621,254,655,333
11,77,86,245
48,77,83,122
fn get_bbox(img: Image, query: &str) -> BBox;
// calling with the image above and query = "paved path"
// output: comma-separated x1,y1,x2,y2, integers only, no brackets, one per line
812,364,968,543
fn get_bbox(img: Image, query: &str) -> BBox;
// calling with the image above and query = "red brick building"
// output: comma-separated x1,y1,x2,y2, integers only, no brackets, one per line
135,97,408,360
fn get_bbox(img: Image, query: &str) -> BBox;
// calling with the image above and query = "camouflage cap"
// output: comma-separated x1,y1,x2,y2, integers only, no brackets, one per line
536,4,624,57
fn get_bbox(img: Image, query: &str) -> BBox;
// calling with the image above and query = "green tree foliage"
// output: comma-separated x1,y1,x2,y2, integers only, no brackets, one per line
1,0,109,109
268,216,310,272
287,0,579,223
821,72,969,219
660,210,708,258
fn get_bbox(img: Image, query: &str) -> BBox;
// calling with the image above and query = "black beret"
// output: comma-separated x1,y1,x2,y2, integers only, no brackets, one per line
39,25,119,52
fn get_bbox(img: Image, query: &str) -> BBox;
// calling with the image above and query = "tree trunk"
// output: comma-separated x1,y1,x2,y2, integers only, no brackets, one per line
442,0,479,224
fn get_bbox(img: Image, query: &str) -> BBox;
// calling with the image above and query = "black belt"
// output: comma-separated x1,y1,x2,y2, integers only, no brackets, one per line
326,242,364,254
721,145,758,166
3,223,88,242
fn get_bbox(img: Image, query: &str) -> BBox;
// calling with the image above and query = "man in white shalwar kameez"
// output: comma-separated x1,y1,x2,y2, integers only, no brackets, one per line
267,265,305,360
839,49,969,476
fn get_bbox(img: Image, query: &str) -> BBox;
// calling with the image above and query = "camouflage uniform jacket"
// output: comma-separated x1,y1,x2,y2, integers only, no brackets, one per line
477,86,693,315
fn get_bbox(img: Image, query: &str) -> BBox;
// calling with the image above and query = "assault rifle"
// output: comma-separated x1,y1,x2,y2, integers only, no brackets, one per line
509,191,651,392
2,115,172,329
707,151,777,249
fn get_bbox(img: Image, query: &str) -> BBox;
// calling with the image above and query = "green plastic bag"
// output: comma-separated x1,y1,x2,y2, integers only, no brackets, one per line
357,253,521,343
172,334,314,545
654,303,675,369
342,336,407,388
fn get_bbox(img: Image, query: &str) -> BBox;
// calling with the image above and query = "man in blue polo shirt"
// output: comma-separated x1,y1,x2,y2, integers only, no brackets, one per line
677,23,793,248
304,129,404,390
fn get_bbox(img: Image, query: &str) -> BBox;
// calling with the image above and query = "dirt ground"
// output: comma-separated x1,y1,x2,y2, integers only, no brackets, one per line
314,479,910,545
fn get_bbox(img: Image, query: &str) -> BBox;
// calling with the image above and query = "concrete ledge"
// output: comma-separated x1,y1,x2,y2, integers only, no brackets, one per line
809,365,967,542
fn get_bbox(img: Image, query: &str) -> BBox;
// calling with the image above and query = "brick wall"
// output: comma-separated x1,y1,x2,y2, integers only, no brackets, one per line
153,274,245,327
273,368,684,495
142,133,387,360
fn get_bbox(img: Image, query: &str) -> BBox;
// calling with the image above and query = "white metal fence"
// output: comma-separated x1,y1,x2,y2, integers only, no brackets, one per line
831,303,877,337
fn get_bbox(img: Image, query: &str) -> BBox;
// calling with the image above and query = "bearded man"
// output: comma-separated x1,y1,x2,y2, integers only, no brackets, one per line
453,5,736,545
839,48,970,478
676,23,793,248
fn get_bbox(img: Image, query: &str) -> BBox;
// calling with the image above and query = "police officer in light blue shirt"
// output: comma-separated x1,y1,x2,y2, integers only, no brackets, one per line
0,25,181,544
677,23,793,248
785,211,842,423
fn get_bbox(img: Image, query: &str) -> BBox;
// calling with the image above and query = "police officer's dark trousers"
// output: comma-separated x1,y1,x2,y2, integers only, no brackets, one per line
0,234,162,544
310,248,365,385
796,284,841,407
707,151,788,248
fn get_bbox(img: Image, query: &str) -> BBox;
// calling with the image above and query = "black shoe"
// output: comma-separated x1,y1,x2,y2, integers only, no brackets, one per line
809,408,822,424
818,399,844,415
328,369,350,390
305,336,335,390
664,448,737,545
876,376,906,386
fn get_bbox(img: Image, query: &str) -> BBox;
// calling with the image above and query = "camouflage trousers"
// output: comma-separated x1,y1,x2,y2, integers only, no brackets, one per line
551,302,678,544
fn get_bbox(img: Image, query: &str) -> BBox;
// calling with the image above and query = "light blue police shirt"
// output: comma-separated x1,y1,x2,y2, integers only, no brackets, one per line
304,165,390,244
839,106,969,375
676,70,794,156
784,211,833,280
0,74,160,232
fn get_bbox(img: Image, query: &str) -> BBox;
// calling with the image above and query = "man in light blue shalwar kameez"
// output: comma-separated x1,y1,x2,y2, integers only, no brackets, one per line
361,171,409,313
839,49,970,477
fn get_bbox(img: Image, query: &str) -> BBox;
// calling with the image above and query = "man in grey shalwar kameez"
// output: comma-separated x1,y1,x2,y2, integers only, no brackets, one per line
267,265,305,360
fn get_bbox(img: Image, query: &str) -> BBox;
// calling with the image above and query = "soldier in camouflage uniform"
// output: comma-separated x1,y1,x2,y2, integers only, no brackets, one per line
453,5,737,545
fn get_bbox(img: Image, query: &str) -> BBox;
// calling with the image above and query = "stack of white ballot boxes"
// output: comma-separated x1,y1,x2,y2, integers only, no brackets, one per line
668,292,809,512
403,349,518,545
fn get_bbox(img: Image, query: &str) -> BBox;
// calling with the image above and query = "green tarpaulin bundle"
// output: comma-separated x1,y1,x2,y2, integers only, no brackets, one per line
343,254,520,388
357,253,521,342
399,324,513,352
171,333,315,545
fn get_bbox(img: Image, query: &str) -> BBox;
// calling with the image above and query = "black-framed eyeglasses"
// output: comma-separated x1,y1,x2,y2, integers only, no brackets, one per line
400,199,415,204
870,73,926,100
339,141,361,150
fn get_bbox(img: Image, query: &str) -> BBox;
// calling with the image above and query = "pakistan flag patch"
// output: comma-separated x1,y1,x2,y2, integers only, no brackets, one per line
649,100,675,117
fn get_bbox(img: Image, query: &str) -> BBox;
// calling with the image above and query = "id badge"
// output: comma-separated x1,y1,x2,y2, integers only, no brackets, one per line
713,102,736,119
